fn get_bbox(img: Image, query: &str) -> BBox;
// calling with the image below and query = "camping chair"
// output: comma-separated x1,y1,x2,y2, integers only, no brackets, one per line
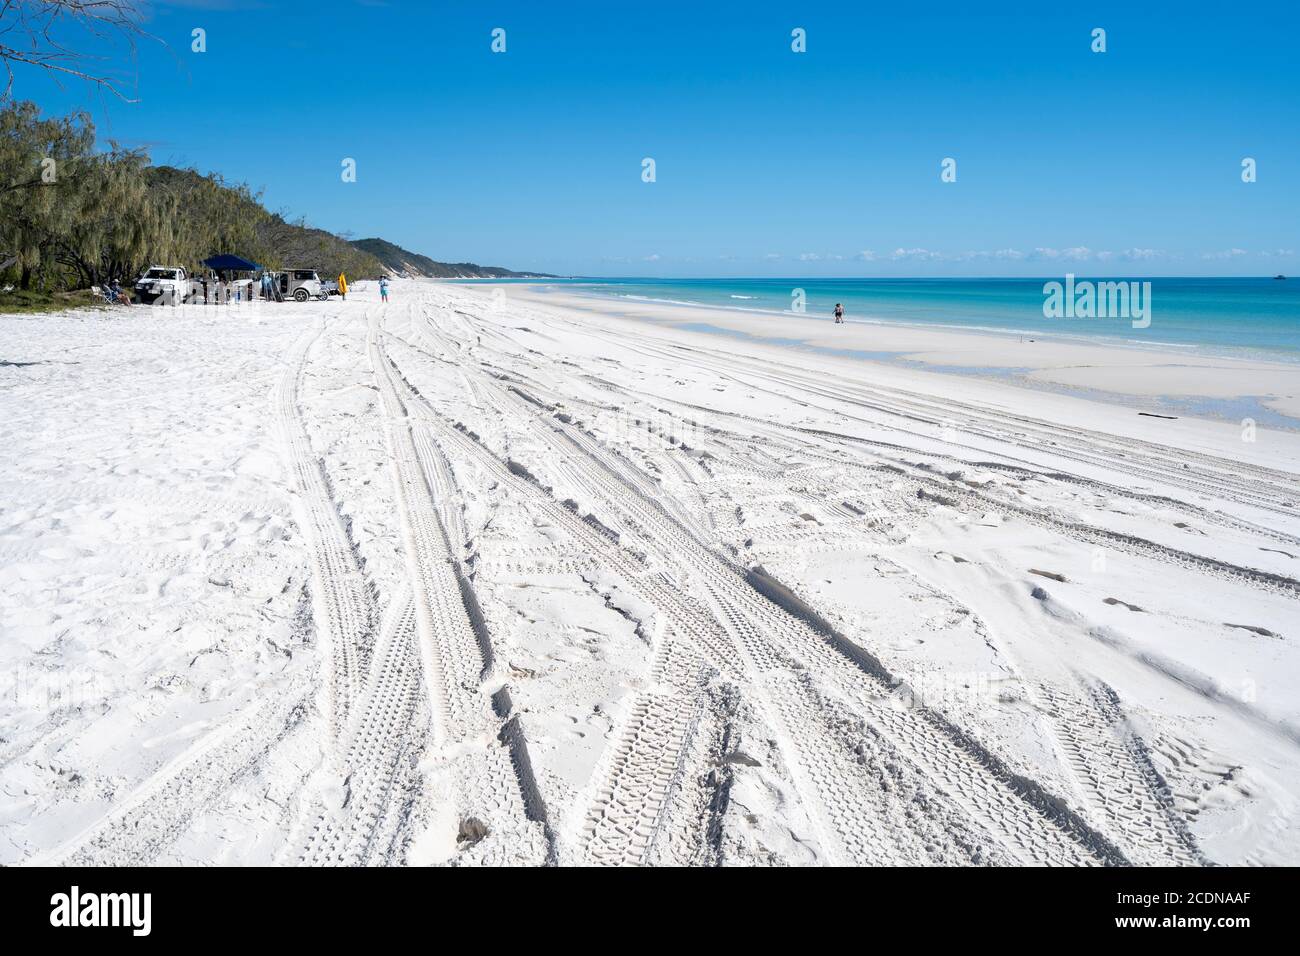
93,285,126,305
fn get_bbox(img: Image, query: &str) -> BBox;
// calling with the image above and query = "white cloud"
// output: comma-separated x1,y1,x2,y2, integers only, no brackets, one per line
1031,247,1092,261
732,244,1275,267
642,253,661,262
890,247,943,261
952,248,1026,261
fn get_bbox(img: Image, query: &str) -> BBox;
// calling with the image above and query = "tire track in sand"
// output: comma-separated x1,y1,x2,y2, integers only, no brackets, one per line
575,622,711,865
378,337,762,864
274,321,375,741
35,676,310,864
296,588,421,865
1037,679,1204,866
458,352,1124,865
367,316,548,865
381,334,1112,865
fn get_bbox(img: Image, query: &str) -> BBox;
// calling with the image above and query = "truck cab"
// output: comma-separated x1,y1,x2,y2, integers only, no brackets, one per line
134,266,188,304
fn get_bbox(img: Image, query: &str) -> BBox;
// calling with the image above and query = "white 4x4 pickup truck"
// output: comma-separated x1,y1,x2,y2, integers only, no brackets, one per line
134,266,188,304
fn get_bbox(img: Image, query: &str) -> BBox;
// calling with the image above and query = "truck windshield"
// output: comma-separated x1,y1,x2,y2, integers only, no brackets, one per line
144,269,177,279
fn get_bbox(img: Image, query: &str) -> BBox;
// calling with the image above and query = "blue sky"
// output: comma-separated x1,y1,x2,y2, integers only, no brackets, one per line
21,0,1300,277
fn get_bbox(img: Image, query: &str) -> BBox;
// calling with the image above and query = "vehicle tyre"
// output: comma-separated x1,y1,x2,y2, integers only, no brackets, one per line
293,288,309,302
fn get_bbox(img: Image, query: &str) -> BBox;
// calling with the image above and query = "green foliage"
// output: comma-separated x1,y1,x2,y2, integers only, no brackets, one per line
1,101,535,295
0,100,384,291
49,145,165,288
144,166,268,273
255,215,384,280
0,101,96,288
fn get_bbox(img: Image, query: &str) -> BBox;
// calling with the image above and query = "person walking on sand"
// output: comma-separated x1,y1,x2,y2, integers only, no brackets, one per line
338,273,348,301
834,302,844,324
379,276,389,303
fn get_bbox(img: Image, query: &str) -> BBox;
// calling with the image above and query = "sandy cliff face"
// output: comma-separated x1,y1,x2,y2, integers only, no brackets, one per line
350,237,555,279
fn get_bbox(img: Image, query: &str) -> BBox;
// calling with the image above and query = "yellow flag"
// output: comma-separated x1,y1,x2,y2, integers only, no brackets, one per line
338,273,348,295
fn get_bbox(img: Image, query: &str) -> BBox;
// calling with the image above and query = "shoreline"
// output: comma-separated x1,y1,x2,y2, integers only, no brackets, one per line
567,288,1300,364
499,283,1300,426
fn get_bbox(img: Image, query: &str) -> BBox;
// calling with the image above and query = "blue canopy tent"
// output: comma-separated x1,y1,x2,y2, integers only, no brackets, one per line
198,254,263,304
201,254,261,273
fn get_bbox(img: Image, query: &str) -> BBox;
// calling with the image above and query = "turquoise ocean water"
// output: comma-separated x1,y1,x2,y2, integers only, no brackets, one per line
498,277,1300,363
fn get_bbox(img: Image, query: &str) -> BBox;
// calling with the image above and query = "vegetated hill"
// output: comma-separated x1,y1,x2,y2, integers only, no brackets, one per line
256,217,384,279
350,237,556,279
146,166,385,279
135,168,524,283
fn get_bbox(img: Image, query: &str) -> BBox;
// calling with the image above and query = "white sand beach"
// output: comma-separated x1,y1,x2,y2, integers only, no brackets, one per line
522,287,1300,420
2,278,1299,866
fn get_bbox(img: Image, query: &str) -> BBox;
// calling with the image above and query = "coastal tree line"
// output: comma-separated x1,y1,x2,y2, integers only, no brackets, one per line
0,99,383,293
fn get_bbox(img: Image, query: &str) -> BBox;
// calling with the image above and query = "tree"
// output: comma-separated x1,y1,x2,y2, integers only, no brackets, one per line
0,99,167,288
0,98,94,287
1,101,384,292
48,143,165,286
145,165,269,273
0,1,149,100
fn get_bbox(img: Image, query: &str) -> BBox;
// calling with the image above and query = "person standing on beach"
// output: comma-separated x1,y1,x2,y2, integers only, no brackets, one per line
834,302,844,324
379,276,389,303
